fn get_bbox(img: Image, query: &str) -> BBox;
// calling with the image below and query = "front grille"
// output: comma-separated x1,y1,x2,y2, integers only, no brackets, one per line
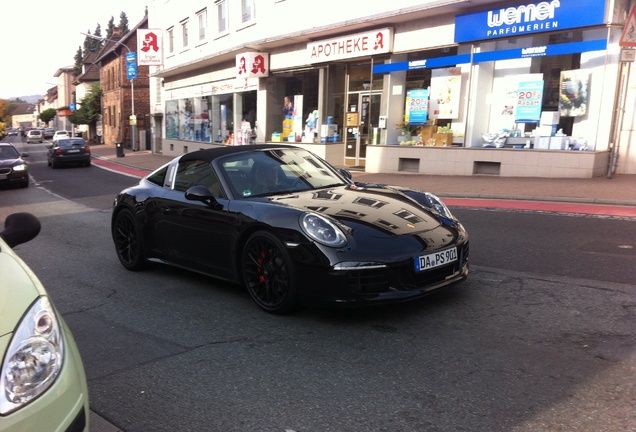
345,242,469,294
347,268,390,293
0,167,11,175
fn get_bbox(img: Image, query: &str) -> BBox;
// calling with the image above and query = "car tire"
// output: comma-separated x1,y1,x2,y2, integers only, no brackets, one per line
112,208,147,270
241,230,298,314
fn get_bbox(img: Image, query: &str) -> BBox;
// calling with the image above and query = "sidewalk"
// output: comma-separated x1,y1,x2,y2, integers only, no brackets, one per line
90,144,636,207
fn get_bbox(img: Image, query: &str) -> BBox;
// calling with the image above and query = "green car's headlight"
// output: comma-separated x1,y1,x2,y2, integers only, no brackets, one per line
301,213,347,247
0,296,64,415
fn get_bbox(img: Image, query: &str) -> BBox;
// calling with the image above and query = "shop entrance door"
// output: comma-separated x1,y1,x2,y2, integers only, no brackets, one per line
345,92,381,167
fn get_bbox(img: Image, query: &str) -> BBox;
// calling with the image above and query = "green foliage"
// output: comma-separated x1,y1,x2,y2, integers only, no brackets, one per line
68,84,102,126
39,108,57,124
119,12,130,35
73,46,83,78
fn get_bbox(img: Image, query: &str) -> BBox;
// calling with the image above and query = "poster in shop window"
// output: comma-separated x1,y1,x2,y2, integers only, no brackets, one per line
559,70,589,117
515,80,544,123
405,89,429,125
429,68,461,119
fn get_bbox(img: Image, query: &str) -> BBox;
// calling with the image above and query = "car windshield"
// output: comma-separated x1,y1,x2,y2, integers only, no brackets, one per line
219,148,348,198
0,146,20,159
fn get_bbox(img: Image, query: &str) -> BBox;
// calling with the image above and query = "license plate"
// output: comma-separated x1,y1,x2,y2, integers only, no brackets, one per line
67,149,80,153
0,174,6,180
414,247,457,272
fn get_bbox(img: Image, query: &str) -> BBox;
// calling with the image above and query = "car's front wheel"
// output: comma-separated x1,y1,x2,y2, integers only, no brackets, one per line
242,231,298,314
112,208,146,270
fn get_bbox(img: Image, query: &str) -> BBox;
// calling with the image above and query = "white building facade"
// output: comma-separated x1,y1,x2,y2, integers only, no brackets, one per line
147,0,636,178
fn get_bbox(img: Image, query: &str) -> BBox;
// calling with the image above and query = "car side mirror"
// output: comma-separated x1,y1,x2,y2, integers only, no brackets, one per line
1,212,41,248
185,185,220,207
21,153,29,157
339,168,353,181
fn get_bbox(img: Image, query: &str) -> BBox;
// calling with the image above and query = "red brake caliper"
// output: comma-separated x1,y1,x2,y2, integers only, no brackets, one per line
258,249,266,283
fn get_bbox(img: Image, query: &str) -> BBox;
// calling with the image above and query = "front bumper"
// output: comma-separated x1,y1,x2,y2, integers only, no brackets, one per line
296,241,470,307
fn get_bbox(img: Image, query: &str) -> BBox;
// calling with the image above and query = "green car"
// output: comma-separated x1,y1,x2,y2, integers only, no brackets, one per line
0,213,89,431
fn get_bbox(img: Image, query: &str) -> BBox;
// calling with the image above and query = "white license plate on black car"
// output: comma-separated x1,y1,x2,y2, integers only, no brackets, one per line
414,247,457,272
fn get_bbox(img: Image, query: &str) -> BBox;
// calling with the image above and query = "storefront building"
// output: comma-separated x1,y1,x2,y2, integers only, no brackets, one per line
149,0,634,178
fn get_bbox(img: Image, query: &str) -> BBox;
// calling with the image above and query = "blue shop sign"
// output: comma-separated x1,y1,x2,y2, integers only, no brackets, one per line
126,52,138,80
455,0,606,43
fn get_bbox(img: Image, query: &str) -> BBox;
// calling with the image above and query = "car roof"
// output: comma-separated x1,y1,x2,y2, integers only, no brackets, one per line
180,144,302,164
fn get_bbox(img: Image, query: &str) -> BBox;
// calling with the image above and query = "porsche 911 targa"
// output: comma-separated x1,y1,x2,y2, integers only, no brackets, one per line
111,145,469,314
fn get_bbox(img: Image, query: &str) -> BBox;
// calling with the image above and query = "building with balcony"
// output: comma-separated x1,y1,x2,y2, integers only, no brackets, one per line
146,0,636,178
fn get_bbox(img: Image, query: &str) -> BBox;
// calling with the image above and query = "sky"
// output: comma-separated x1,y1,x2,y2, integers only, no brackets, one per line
0,0,147,100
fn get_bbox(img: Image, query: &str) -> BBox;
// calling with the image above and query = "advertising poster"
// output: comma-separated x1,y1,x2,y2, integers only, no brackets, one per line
559,70,589,117
405,89,429,125
430,68,462,119
515,80,544,123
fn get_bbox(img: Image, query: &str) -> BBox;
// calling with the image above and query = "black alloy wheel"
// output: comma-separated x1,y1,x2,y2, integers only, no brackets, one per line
112,208,146,270
242,231,298,314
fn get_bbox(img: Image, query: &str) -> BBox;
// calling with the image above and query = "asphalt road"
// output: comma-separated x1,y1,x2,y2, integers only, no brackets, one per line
1,139,635,431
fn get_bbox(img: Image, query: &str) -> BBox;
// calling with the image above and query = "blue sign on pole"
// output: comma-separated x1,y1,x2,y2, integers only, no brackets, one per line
69,103,76,111
126,52,138,80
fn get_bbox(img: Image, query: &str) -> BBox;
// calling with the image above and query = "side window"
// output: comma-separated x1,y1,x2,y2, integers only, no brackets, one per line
147,165,170,187
173,159,221,196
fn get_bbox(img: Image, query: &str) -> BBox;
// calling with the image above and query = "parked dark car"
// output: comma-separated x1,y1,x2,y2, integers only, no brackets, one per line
111,145,469,314
0,143,29,188
43,128,55,139
47,138,91,168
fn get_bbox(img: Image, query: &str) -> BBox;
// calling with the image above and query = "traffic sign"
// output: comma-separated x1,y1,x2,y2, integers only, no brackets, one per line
620,6,636,47
70,103,76,111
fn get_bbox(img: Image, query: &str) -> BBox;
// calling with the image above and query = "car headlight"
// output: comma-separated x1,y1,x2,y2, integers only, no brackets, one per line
0,296,64,415
424,193,454,219
12,164,27,172
300,213,347,247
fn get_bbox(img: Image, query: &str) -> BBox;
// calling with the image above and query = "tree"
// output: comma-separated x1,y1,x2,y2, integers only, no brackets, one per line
118,12,130,36
39,108,57,125
68,84,102,127
106,16,115,39
73,46,83,78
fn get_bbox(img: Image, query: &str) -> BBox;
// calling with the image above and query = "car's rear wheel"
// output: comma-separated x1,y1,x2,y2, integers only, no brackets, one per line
112,208,146,270
242,231,298,314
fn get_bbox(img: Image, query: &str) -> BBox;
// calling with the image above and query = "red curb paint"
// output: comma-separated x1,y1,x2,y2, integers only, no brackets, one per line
444,198,636,218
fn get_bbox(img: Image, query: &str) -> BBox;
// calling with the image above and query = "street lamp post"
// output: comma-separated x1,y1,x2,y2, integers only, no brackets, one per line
81,32,136,151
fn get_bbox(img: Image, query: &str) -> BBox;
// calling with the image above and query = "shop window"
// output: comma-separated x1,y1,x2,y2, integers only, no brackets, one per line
268,69,320,143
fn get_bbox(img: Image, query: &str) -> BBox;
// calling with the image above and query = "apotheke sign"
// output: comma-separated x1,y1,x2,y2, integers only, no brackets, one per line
307,28,392,63
455,0,606,43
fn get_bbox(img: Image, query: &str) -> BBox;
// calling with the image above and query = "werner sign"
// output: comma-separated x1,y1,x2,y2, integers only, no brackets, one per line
307,28,392,63
455,0,606,43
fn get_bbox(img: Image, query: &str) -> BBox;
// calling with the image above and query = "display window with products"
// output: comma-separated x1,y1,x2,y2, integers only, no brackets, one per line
165,94,240,144
267,69,320,143
468,27,608,150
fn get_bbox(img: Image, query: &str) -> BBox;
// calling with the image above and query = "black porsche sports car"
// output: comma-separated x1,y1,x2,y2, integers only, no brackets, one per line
111,144,469,313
